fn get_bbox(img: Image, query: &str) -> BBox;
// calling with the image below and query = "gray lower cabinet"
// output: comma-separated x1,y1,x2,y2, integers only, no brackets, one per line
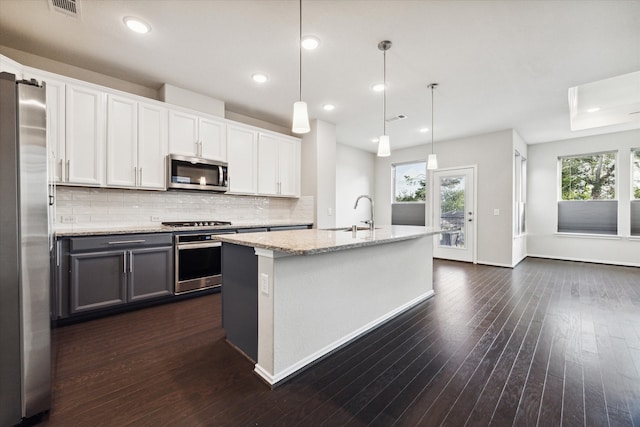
61,233,173,317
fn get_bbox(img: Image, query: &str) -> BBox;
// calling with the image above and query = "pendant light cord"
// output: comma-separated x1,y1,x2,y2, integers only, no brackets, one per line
299,0,302,103
431,85,434,154
383,48,386,136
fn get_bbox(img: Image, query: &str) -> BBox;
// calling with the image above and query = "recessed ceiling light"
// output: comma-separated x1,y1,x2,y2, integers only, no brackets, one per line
587,107,601,113
322,104,335,111
371,138,379,143
301,36,320,50
252,73,269,83
419,127,429,133
372,83,386,92
123,17,151,34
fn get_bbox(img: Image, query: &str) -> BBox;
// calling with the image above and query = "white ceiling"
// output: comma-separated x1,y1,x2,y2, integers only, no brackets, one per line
1,0,639,153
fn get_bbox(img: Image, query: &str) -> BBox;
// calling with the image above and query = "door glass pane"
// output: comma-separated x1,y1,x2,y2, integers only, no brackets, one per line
439,176,466,248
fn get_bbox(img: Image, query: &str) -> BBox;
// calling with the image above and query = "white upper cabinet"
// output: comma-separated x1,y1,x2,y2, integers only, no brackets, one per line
257,134,279,196
137,102,168,189
23,69,66,183
106,96,168,190
0,54,23,78
65,84,105,186
277,137,301,197
199,116,226,161
169,110,226,161
226,124,258,195
168,110,198,157
257,133,300,197
107,95,138,187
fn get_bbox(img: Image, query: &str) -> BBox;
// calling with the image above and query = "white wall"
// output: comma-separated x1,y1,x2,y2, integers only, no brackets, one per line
335,144,375,228
160,83,225,118
375,129,515,266
527,129,640,267
300,120,336,229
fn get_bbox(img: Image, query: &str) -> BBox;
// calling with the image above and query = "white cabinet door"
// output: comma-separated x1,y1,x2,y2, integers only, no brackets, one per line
66,84,105,186
257,133,279,195
106,95,138,187
168,110,198,156
138,103,168,190
227,125,258,195
277,137,300,197
24,70,66,183
0,55,22,78
199,117,226,161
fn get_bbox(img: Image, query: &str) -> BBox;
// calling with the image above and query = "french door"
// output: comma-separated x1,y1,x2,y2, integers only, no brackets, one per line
432,167,476,262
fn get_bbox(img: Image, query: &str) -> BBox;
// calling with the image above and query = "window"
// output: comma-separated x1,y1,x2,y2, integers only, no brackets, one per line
393,161,426,202
632,149,640,236
392,161,426,226
514,151,526,235
558,152,617,235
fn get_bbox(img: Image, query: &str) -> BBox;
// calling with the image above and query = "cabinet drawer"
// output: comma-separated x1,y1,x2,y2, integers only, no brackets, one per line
70,233,172,252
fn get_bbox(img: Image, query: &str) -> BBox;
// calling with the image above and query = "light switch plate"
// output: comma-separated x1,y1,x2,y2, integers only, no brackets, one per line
151,215,162,222
493,209,500,216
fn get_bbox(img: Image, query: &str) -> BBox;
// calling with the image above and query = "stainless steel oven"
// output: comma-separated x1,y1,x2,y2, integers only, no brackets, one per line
174,230,235,294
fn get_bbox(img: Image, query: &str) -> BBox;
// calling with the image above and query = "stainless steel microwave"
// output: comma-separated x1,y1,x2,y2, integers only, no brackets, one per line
167,154,229,192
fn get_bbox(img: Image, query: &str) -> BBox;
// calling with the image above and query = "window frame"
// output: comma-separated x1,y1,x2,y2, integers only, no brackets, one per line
556,150,619,236
391,160,427,204
558,150,618,202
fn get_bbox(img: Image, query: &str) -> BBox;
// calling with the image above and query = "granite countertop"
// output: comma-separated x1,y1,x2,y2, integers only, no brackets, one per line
215,225,442,255
54,222,313,237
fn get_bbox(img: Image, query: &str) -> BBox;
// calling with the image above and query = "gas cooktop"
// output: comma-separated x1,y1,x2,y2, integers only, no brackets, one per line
162,220,232,227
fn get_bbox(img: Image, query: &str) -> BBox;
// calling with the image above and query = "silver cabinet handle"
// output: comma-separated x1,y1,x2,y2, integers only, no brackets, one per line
129,250,133,273
56,240,61,267
139,167,143,185
134,166,138,186
123,251,127,273
107,239,146,245
58,159,63,181
66,160,70,182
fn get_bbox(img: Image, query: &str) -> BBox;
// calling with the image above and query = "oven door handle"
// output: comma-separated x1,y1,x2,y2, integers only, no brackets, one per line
177,242,222,250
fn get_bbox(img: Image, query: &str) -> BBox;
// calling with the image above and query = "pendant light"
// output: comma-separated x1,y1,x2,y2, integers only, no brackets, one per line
292,0,310,134
377,40,392,157
427,83,439,170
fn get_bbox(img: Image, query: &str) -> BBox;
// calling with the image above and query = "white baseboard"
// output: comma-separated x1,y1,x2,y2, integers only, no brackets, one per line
526,253,640,268
254,290,436,386
475,260,514,268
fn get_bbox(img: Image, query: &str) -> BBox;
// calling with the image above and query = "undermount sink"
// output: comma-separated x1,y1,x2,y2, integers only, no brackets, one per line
321,227,378,232
345,227,379,232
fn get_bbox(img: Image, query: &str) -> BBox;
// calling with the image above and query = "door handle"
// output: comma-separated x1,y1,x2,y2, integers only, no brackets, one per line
123,251,127,273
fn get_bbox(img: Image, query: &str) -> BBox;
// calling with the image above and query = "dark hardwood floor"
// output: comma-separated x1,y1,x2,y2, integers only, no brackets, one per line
41,258,640,426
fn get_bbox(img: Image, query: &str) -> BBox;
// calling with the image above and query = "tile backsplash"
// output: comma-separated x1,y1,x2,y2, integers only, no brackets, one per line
54,186,314,231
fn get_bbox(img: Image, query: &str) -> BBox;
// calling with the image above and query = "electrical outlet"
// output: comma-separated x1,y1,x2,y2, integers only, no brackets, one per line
328,207,334,216
493,209,500,216
61,215,76,224
260,273,269,295
151,215,162,222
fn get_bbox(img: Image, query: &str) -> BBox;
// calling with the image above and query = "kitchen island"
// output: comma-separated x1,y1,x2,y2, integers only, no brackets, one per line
217,226,440,386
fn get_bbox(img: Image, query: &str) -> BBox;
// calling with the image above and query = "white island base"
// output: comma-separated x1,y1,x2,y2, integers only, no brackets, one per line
218,226,437,386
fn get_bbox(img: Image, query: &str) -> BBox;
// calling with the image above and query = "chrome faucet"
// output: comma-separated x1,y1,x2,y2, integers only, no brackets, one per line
354,195,374,231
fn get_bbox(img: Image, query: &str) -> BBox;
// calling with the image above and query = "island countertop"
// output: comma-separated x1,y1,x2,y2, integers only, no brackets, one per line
215,225,441,255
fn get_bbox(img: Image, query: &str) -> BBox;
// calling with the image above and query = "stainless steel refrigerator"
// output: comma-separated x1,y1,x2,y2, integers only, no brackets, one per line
0,72,51,425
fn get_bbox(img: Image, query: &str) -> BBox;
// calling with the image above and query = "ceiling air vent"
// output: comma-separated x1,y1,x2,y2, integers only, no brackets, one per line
386,114,407,123
48,0,81,19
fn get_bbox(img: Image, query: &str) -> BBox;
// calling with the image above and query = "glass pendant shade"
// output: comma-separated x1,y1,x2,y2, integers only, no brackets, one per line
292,101,310,134
377,135,391,157
427,153,438,170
